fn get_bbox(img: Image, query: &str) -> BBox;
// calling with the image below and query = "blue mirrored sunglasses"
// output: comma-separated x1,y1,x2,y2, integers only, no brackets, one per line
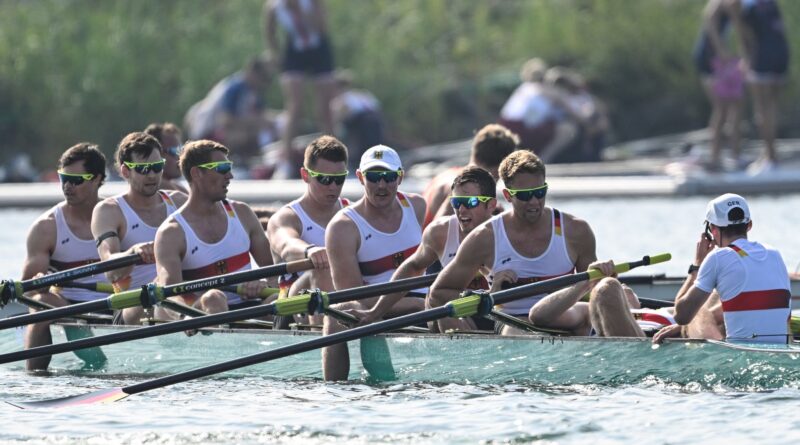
449,195,493,210
364,170,402,183
506,183,548,201
164,144,182,157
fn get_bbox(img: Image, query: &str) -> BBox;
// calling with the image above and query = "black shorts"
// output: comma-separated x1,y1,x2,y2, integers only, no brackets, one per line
282,35,335,75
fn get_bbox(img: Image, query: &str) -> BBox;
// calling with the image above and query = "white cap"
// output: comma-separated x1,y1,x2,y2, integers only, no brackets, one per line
705,193,751,227
359,145,402,171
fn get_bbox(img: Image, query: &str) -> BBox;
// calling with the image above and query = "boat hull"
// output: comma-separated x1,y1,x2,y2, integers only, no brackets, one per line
2,324,799,389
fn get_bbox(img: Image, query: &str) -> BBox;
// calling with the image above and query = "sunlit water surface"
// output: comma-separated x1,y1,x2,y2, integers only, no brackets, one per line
1,195,799,444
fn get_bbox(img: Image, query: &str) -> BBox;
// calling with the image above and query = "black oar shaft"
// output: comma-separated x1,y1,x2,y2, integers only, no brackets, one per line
159,260,307,299
124,306,453,395
21,255,140,292
0,274,436,365
0,300,109,331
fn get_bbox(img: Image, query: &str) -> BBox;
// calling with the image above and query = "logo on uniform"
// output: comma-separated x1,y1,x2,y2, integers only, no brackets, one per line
501,257,511,265
191,246,199,255
448,253,456,258
131,223,139,230
392,252,405,267
365,234,372,240
373,150,383,160
61,238,70,245
215,260,228,274
306,226,313,231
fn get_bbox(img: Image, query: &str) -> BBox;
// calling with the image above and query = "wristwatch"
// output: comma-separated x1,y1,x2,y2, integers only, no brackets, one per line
687,264,700,274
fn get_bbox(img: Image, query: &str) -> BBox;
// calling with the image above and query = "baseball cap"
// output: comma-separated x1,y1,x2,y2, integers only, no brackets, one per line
359,145,402,171
705,193,751,227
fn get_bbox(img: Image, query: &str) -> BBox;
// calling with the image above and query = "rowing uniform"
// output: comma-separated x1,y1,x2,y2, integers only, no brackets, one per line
277,197,349,297
695,239,791,344
171,200,252,305
440,215,489,290
49,204,106,302
631,308,676,332
489,209,575,316
342,192,423,291
115,191,178,290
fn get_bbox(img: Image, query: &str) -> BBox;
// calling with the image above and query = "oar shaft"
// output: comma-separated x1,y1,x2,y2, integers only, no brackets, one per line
21,255,140,292
0,299,109,331
327,274,436,305
124,306,453,395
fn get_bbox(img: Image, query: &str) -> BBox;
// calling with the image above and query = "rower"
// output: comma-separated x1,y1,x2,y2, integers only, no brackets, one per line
22,143,109,370
350,166,497,331
428,150,639,336
421,123,518,227
92,132,187,324
266,135,350,325
143,122,189,194
323,145,427,380
654,194,792,344
153,140,275,320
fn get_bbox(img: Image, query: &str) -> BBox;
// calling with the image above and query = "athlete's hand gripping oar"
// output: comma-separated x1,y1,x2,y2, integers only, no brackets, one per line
7,254,668,408
0,274,438,366
0,259,312,332
0,253,141,307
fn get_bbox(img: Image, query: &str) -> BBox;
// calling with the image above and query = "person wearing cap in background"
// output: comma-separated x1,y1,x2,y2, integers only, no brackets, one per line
321,144,427,380
654,193,791,344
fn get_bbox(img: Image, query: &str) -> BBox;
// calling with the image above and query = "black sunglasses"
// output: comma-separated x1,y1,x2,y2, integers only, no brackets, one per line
505,183,548,201
364,170,402,183
306,167,348,186
124,159,165,175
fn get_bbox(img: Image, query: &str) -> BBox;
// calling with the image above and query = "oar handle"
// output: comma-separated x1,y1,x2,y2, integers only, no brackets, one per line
55,282,116,293
222,285,279,298
0,299,110,331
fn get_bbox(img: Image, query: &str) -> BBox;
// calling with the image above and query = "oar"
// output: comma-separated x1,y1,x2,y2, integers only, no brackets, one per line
7,254,669,408
0,259,312,331
0,253,141,306
0,274,439,366
57,282,280,298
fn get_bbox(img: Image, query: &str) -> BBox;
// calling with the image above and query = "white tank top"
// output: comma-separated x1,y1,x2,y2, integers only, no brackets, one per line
631,308,676,331
342,192,423,289
171,200,252,305
277,198,349,294
440,215,490,290
500,82,556,127
115,191,178,289
695,239,791,344
49,204,107,302
490,209,575,315
275,0,321,51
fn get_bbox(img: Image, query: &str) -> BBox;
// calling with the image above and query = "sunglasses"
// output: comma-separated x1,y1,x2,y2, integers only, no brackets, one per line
305,167,348,185
364,169,402,183
450,195,493,210
57,171,95,186
124,159,165,175
506,183,548,201
163,144,182,157
197,160,233,175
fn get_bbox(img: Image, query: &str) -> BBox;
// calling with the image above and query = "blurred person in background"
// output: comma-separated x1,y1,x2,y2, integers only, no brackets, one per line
330,69,384,173
144,122,188,193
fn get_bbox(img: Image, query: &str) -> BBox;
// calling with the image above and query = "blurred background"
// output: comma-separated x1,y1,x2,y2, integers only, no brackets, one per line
0,0,798,176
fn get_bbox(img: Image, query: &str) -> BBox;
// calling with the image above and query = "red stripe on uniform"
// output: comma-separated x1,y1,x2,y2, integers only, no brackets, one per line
721,289,791,312
358,246,418,276
635,312,674,327
182,251,250,281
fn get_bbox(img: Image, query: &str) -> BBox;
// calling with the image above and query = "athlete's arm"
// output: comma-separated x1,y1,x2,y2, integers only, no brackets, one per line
21,216,56,287
325,214,363,291
365,218,447,321
428,223,493,309
407,192,428,229
233,201,273,268
266,207,314,263
92,200,142,285
154,221,187,288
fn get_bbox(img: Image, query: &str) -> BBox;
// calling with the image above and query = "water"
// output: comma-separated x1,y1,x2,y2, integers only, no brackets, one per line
1,196,800,444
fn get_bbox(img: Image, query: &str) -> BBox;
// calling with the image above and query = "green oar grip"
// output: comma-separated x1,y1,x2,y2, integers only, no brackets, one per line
587,253,672,280
234,285,279,298
450,292,483,319
274,290,330,316
108,288,153,310
95,283,115,293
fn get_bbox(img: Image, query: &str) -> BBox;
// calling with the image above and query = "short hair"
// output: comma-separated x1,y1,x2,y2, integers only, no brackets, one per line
520,58,547,83
499,150,546,185
716,207,750,237
115,132,162,169
58,142,107,186
303,135,348,169
472,124,519,170
144,122,182,146
451,166,496,198
179,139,229,182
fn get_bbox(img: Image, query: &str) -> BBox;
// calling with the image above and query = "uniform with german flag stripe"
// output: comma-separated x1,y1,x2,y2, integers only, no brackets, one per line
170,199,252,305
48,203,106,302
695,238,791,344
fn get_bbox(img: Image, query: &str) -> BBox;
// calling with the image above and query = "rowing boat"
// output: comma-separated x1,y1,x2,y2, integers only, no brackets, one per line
2,323,798,390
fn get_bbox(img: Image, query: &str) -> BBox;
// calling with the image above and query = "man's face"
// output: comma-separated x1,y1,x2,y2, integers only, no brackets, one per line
450,182,495,234
160,132,183,180
503,172,547,224
302,158,348,206
123,150,164,198
58,160,100,206
358,167,402,208
193,151,233,203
